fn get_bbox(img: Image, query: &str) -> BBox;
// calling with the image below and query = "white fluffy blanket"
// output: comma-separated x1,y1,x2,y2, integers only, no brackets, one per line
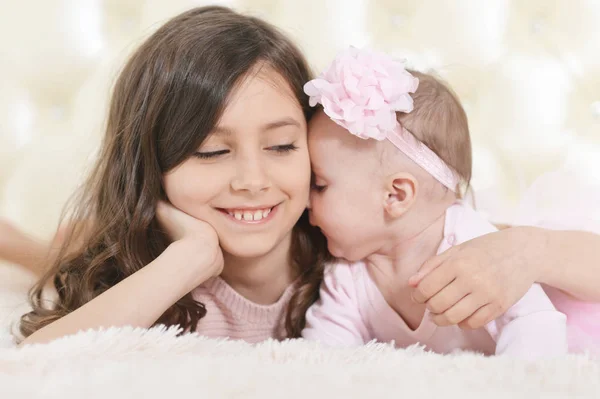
1,327,600,398
1,266,599,399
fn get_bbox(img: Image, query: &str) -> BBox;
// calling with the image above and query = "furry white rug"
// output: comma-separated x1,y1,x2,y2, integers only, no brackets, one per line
1,265,599,399
1,327,599,399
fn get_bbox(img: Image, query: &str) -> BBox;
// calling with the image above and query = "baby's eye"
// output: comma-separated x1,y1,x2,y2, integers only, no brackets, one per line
310,175,327,193
311,183,327,193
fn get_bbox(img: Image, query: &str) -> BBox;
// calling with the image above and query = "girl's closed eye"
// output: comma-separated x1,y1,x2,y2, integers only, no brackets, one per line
268,143,298,154
193,149,229,159
194,143,298,159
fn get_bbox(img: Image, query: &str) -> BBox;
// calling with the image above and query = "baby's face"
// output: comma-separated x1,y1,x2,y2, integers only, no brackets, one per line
307,110,389,261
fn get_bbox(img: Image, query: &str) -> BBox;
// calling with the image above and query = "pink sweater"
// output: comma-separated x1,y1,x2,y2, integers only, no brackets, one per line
190,277,295,343
302,203,569,360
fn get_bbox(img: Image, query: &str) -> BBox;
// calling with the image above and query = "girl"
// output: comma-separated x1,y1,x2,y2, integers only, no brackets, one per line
301,47,594,357
18,5,330,345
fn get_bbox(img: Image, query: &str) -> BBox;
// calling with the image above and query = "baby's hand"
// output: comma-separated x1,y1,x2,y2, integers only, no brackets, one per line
408,229,541,329
156,201,223,278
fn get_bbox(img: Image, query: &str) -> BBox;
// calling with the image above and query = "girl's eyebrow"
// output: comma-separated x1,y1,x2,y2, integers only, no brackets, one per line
212,117,301,136
261,117,301,131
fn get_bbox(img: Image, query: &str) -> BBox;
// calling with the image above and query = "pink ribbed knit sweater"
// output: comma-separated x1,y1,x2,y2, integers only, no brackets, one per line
190,276,295,343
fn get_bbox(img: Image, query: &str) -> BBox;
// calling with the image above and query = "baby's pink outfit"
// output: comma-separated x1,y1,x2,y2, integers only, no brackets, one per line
303,202,568,360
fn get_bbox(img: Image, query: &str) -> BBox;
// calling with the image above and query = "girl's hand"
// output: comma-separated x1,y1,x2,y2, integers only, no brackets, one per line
408,228,543,329
156,201,223,278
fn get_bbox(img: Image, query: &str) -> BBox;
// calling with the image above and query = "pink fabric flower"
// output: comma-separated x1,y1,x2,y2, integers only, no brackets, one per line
304,47,419,140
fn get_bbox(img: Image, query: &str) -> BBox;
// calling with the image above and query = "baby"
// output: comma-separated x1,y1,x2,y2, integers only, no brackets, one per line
301,47,567,360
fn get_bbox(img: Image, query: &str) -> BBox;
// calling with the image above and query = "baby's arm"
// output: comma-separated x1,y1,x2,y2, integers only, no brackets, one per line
302,264,370,346
486,283,568,359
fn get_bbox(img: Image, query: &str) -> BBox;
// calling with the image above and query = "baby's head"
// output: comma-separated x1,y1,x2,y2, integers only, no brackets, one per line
306,47,471,261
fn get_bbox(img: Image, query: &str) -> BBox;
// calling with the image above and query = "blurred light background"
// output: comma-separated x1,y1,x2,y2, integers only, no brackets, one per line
0,0,599,241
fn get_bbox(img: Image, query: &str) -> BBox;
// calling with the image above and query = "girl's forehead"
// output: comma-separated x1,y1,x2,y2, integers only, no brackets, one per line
219,71,303,126
228,66,297,105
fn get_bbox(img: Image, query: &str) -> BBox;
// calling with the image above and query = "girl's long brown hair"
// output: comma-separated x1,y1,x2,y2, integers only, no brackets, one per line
20,6,330,340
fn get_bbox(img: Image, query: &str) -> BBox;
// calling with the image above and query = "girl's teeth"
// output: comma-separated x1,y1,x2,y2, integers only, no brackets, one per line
229,207,273,221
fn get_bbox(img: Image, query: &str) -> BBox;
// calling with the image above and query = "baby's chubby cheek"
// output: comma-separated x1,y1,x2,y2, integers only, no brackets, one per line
313,205,342,236
309,202,333,231
307,204,322,228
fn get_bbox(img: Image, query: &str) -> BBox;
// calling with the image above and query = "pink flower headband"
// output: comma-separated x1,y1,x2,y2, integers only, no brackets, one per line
304,47,460,192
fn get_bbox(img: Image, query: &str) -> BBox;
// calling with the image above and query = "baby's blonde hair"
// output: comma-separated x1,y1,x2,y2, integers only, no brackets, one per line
397,71,472,194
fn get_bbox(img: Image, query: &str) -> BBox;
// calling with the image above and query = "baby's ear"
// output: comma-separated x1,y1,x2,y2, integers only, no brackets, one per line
383,172,418,219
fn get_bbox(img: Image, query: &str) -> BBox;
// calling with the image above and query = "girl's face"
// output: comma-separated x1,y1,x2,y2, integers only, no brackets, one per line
163,68,311,259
